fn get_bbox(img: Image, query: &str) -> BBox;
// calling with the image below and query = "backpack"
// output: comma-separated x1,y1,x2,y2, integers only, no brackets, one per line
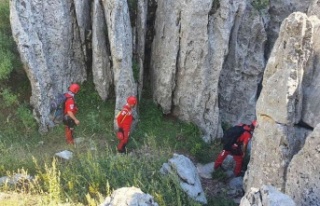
222,125,246,152
50,93,71,124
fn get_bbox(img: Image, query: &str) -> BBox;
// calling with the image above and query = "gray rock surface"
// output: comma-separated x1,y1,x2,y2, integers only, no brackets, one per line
136,0,148,100
100,186,159,206
265,0,311,56
74,0,91,62
102,0,137,112
10,0,87,133
285,123,320,206
244,12,318,201
219,3,266,125
301,16,320,127
160,153,207,204
240,185,296,206
92,0,112,101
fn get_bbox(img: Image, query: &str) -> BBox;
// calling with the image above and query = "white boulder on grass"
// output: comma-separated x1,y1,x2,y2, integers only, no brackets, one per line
55,150,73,160
160,153,207,204
100,186,158,206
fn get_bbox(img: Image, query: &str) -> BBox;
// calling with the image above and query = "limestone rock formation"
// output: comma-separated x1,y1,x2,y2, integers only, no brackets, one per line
160,154,207,204
244,12,319,200
102,0,137,112
240,185,296,206
10,0,87,133
152,0,256,142
302,15,320,127
265,0,311,56
74,0,91,62
219,3,266,125
100,186,159,206
136,0,148,100
92,0,112,101
285,123,320,206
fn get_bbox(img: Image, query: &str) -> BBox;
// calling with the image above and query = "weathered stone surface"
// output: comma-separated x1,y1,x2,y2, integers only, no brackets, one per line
244,12,315,192
10,0,87,132
302,16,320,127
285,123,320,206
74,0,91,62
136,0,148,100
308,0,320,18
160,153,207,204
152,0,251,142
256,12,312,125
92,0,112,101
100,186,159,206
240,185,296,206
219,3,266,125
150,0,180,113
244,118,309,191
265,0,311,56
102,0,137,111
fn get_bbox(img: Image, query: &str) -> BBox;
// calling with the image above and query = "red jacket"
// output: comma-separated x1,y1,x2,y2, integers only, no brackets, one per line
116,104,133,130
237,125,252,146
64,93,78,115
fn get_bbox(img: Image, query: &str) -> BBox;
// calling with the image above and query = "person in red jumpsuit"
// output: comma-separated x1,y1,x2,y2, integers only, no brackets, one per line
214,120,257,176
63,83,80,144
116,96,137,153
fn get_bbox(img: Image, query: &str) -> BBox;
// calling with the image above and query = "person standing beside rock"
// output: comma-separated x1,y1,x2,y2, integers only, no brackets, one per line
63,83,81,144
116,96,137,153
214,120,257,176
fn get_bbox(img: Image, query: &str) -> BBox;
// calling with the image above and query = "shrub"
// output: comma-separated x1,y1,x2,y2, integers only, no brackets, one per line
16,105,37,131
1,88,19,107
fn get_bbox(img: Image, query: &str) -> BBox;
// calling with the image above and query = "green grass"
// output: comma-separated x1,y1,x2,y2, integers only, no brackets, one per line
0,1,237,204
0,79,237,205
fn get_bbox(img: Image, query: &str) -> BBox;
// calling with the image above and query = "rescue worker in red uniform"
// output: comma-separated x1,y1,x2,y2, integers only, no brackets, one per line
63,83,80,144
116,96,137,153
214,120,257,176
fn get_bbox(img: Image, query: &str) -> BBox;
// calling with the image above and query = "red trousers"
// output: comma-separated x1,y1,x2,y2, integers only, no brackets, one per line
65,126,74,144
214,150,243,176
117,128,130,153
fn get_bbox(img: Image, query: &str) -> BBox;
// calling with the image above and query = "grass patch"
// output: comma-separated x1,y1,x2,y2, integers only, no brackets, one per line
0,79,228,205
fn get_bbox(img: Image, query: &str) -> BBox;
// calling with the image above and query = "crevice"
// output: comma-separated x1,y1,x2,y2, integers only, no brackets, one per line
295,120,313,130
209,0,220,16
171,10,181,114
143,0,157,93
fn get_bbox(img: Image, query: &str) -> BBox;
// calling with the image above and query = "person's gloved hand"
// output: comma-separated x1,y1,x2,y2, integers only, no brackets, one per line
116,128,124,140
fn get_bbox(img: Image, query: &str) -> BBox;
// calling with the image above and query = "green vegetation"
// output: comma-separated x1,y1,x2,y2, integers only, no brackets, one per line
0,0,236,205
0,80,236,205
252,0,269,11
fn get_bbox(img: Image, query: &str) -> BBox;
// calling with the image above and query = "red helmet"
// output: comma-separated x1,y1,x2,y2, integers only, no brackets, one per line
69,83,80,94
251,120,258,127
127,96,137,106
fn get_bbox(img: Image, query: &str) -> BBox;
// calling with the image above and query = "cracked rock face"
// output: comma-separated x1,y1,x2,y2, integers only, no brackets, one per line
219,3,266,125
10,0,87,132
244,12,320,205
102,0,137,112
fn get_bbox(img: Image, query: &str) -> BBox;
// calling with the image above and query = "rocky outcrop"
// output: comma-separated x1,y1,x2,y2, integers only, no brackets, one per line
240,185,296,206
92,0,112,101
160,153,207,204
265,0,311,57
244,12,320,203
10,0,87,133
136,0,148,100
74,0,91,62
102,0,137,111
100,186,159,206
219,3,266,125
152,0,255,142
302,15,320,127
285,123,320,206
